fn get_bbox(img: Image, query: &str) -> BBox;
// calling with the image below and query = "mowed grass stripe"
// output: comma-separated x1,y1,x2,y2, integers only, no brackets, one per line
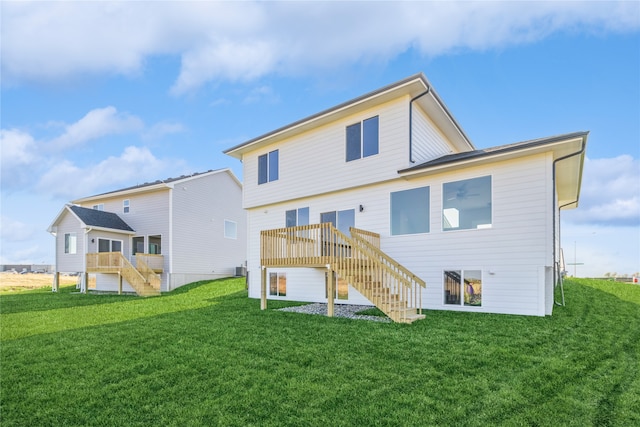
1,278,638,426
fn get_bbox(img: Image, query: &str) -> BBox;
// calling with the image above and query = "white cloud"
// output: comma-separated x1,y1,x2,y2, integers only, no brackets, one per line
564,156,640,227
0,128,40,189
49,107,143,150
37,146,184,199
2,2,638,92
0,216,37,242
142,121,186,140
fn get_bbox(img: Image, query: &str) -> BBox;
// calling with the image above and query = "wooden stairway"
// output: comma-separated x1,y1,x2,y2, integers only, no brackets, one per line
86,252,161,297
332,228,426,324
261,224,426,323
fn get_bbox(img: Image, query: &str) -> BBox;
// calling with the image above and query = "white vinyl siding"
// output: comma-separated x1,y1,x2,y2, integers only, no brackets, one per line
246,153,554,316
243,97,410,209
411,105,455,163
55,212,84,273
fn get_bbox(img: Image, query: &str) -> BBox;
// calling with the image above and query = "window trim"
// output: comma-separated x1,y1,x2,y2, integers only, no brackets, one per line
258,149,279,185
97,238,123,253
224,220,238,239
269,272,287,297
64,233,77,254
346,115,379,162
390,186,430,236
285,207,309,228
442,175,493,232
443,269,483,308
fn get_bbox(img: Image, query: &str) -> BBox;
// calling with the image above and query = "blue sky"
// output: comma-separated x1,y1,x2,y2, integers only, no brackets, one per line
1,1,639,277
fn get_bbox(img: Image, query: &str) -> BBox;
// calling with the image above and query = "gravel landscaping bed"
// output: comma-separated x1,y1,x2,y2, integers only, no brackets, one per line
278,303,391,322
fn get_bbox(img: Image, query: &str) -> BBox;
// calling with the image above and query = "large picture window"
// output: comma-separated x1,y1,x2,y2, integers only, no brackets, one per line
64,233,77,254
391,186,430,235
269,272,286,296
258,150,279,184
346,116,379,162
444,270,482,307
442,176,492,231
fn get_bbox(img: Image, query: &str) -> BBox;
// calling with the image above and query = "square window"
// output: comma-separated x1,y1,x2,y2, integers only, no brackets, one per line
444,270,482,307
443,176,492,231
391,186,430,235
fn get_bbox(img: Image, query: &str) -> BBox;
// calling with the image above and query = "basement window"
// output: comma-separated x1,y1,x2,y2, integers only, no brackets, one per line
444,270,482,307
269,272,286,297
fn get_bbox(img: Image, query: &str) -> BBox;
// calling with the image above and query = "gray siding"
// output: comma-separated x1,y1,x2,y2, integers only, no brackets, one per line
54,210,85,273
170,171,246,288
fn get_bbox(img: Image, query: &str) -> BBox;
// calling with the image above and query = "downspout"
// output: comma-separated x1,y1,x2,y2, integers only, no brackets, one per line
409,87,431,164
552,137,587,299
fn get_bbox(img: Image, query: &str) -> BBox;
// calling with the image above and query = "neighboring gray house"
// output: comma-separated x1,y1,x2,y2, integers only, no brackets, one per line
47,169,246,295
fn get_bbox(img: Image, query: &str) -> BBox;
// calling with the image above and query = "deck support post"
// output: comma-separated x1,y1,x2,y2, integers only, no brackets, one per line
260,266,267,310
83,272,89,294
118,273,123,295
327,266,335,318
52,272,59,292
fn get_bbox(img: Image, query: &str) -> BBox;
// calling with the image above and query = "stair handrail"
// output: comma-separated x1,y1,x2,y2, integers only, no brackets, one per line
326,225,424,322
135,255,161,290
349,227,425,288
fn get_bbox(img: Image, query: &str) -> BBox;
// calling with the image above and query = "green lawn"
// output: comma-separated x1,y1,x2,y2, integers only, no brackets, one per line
1,278,638,426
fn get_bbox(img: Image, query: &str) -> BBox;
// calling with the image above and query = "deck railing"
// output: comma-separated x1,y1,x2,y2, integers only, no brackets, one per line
86,252,160,296
135,254,164,272
261,223,425,323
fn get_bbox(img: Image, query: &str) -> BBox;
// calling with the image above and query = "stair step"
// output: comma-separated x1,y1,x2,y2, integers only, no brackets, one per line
397,313,426,324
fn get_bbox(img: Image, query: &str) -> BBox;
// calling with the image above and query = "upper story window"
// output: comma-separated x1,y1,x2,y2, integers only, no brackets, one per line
64,233,77,254
92,204,104,211
123,199,130,214
442,176,492,231
285,207,309,227
258,150,279,184
346,116,379,162
391,186,430,235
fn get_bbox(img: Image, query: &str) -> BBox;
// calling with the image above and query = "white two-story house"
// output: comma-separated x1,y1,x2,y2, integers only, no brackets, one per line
48,168,246,295
224,73,587,322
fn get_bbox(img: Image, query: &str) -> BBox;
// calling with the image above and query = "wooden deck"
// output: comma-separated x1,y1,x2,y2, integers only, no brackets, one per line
261,224,426,324
86,252,162,296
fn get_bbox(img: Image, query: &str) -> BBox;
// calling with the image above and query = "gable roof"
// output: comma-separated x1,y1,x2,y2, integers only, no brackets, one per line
47,204,135,234
224,73,475,158
72,168,240,204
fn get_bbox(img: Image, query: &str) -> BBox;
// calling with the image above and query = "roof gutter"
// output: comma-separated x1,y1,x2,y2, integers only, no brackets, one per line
409,87,431,163
552,136,587,306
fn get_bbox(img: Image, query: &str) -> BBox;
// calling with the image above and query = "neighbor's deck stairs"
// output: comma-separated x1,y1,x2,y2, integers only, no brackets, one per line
86,252,161,297
261,224,426,324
